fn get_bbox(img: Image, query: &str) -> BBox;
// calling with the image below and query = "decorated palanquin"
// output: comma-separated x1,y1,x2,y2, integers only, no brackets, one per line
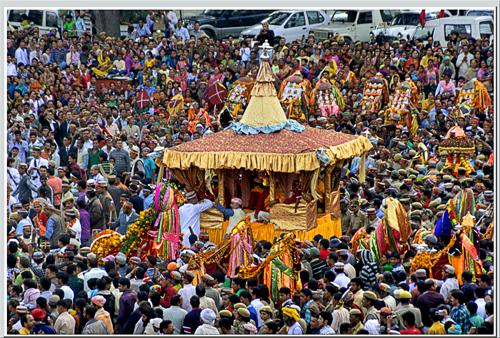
309,78,345,117
224,76,254,118
384,80,418,130
439,126,475,176
91,184,183,261
456,78,491,113
360,76,389,114
278,71,312,120
162,44,372,246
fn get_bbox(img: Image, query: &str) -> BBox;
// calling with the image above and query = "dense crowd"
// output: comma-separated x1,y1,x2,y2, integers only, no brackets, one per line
6,9,495,335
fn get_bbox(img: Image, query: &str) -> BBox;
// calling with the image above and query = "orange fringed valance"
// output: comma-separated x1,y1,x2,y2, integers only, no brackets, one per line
201,214,341,247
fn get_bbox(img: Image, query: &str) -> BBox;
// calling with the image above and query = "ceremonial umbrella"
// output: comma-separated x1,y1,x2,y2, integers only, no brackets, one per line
137,89,150,110
205,82,227,109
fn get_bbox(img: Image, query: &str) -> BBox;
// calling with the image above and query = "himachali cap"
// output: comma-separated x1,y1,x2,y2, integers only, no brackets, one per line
380,307,392,315
185,191,197,200
130,256,141,264
484,191,493,199
329,238,342,248
379,283,390,292
79,247,91,255
171,271,182,281
114,252,126,264
16,305,28,314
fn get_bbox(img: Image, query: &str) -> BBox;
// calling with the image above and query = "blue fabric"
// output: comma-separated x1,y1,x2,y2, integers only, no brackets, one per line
227,119,305,135
434,210,452,237
215,202,234,219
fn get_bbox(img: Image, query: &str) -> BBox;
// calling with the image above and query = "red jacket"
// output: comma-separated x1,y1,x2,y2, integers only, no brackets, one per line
160,285,178,308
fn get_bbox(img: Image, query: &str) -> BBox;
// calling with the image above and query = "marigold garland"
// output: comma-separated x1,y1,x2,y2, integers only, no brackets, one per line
90,230,123,259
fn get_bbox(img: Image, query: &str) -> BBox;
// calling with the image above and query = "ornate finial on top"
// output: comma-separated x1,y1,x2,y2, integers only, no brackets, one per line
259,40,272,60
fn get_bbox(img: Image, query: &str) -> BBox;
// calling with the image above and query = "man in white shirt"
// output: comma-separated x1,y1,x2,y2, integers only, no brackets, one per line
178,271,196,311
7,56,18,76
165,10,178,31
83,257,108,293
179,191,213,247
164,294,187,334
250,291,265,327
15,41,30,66
28,145,49,191
332,262,351,289
173,19,190,42
57,271,75,301
29,45,43,64
474,287,487,319
456,44,474,79
440,265,459,302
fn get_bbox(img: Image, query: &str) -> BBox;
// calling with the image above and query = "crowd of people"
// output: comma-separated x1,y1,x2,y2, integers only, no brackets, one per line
6,9,495,335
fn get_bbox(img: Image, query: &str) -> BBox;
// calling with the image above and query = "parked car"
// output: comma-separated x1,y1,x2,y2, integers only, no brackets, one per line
8,9,60,36
413,16,494,48
311,10,398,43
370,10,452,42
465,9,494,17
183,10,274,39
8,9,93,37
240,10,329,43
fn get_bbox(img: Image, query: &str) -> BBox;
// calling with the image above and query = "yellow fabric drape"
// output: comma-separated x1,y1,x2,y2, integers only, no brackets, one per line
163,136,373,173
201,214,341,246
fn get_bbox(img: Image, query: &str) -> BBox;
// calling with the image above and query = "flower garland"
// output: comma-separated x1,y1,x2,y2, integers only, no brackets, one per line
90,230,123,258
120,208,157,257
118,181,184,258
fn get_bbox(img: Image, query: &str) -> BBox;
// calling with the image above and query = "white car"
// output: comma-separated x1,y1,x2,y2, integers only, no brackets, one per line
240,10,329,43
465,9,494,17
370,10,452,42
